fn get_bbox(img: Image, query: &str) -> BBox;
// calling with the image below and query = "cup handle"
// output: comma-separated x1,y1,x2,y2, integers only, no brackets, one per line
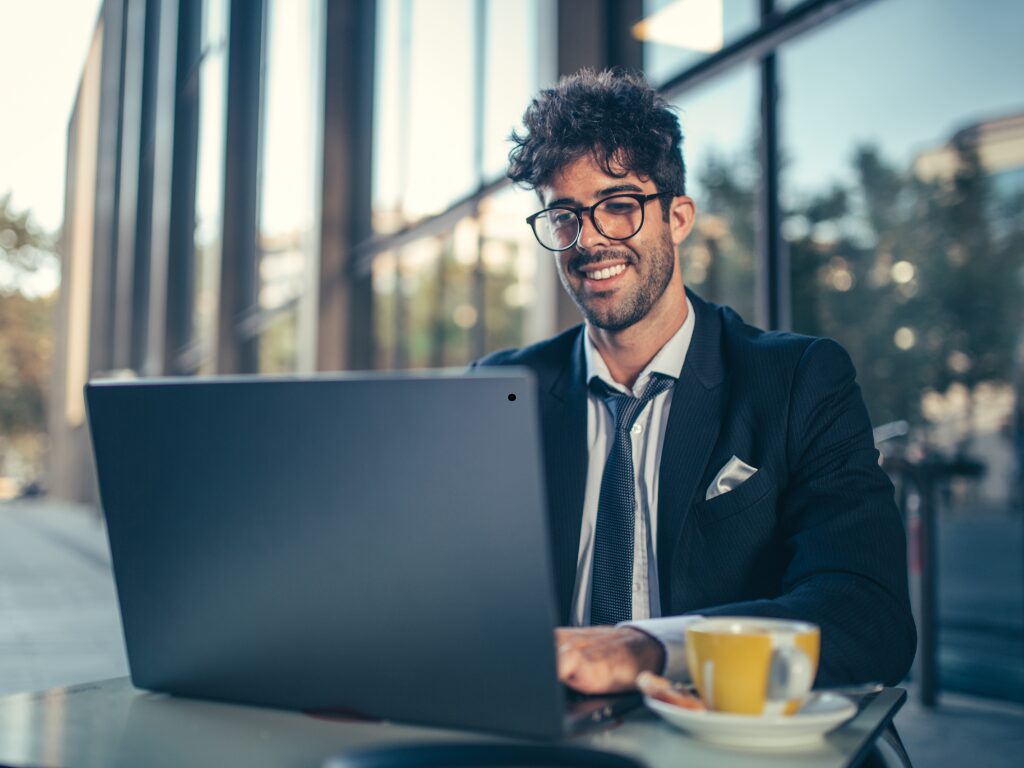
699,660,716,710
767,646,814,702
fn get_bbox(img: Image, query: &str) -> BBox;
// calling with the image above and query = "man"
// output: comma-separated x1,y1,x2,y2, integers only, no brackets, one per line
475,70,915,694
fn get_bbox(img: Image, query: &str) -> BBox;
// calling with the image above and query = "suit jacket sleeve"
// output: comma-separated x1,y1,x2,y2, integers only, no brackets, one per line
695,338,916,686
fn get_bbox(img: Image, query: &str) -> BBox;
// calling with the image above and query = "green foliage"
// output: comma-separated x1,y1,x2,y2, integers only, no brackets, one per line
0,193,56,277
785,143,1024,428
693,138,1024,432
688,150,757,321
0,195,56,443
0,292,53,436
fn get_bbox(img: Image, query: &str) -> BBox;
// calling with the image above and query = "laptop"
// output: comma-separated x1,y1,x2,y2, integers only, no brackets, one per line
85,370,641,740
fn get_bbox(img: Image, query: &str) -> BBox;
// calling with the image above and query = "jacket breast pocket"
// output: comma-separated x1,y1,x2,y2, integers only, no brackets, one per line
693,467,775,527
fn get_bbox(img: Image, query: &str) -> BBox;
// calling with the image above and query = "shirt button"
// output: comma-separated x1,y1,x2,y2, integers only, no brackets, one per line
632,423,643,434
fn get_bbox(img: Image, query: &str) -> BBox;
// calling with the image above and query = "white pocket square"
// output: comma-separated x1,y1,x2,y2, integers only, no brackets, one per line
705,456,759,501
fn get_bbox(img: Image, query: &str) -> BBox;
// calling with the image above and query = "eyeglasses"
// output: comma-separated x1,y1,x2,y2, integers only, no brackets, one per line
525,192,673,252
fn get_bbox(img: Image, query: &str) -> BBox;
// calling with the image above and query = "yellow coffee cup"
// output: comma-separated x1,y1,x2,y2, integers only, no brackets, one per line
686,617,820,716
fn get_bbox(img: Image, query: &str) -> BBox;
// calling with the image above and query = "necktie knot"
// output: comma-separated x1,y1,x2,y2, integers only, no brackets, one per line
589,373,675,433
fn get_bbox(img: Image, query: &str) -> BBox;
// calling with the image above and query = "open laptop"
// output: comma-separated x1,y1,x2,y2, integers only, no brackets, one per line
85,370,641,740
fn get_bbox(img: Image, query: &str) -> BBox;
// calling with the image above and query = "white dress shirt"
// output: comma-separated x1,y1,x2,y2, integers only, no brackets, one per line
571,297,702,679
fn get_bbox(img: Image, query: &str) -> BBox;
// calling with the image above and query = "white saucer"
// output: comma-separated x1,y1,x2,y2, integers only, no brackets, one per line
644,692,858,750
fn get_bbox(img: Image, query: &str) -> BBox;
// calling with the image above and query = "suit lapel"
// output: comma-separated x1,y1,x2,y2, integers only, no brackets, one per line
657,291,725,610
542,328,588,625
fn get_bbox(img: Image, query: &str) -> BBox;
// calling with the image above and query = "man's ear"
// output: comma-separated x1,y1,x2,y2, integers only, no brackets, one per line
669,196,697,246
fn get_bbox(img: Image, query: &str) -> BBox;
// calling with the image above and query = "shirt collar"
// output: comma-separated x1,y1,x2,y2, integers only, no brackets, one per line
584,296,696,397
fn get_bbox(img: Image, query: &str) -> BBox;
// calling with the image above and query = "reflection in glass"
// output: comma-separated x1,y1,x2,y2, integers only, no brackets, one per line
480,187,541,353
369,187,543,368
259,307,298,374
635,0,757,86
256,0,325,373
370,0,543,365
372,252,398,369
668,64,758,321
780,0,1024,702
191,0,228,373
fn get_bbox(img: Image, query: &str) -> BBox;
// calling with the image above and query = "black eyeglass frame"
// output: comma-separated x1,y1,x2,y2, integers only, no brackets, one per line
525,192,675,252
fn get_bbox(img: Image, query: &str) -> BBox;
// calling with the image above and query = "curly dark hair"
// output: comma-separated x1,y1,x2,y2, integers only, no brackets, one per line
507,69,685,216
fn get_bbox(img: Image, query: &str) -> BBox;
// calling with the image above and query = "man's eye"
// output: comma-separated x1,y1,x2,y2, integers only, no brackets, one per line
603,201,638,214
550,211,575,225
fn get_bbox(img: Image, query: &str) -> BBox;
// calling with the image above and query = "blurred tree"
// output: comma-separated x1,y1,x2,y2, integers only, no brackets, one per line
787,141,1024,433
0,194,57,484
0,193,56,277
688,150,757,320
0,292,53,435
693,139,1024,438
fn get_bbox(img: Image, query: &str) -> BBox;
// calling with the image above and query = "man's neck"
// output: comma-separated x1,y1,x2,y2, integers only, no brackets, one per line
587,288,689,389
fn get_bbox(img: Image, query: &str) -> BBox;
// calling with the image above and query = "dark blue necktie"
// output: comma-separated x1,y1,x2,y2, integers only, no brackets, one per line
589,373,675,625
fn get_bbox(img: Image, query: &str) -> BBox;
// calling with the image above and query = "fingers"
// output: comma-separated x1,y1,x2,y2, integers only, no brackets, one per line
554,627,661,694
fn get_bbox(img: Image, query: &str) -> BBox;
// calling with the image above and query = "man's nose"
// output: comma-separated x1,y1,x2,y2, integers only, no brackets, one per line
576,212,611,253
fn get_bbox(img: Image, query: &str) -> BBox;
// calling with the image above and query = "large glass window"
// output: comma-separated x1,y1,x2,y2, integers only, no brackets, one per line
256,0,325,374
780,0,1024,702
371,185,544,368
634,0,759,86
373,0,476,234
667,64,759,321
483,0,540,179
369,0,544,365
479,187,544,352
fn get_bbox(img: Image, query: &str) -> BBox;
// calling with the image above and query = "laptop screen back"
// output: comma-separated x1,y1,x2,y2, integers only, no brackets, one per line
86,370,567,738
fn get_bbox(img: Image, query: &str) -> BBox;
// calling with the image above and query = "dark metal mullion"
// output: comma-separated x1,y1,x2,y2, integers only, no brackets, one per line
757,0,787,330
318,0,375,371
89,0,128,376
165,0,201,373
113,0,147,371
130,0,162,372
107,0,129,371
218,0,263,373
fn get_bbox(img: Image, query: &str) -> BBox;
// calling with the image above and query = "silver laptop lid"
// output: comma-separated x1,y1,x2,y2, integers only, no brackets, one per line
86,369,567,739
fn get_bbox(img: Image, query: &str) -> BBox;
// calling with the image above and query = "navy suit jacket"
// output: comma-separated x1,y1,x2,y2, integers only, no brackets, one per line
475,289,916,686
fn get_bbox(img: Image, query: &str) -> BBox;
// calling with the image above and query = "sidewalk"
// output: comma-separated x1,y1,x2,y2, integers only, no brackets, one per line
0,499,127,696
1,498,1022,765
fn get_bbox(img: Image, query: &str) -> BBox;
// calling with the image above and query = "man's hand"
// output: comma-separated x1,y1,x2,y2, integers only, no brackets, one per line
555,626,666,694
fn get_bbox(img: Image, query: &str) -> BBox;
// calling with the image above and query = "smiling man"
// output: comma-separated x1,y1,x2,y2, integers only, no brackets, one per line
475,69,915,694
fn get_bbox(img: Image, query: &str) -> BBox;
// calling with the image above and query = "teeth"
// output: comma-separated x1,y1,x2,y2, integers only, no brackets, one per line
586,264,627,281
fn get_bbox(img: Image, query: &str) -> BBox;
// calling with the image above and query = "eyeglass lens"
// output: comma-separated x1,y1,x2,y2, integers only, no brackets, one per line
533,195,645,250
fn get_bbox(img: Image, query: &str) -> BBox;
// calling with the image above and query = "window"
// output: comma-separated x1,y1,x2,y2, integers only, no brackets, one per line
369,0,544,365
634,0,759,86
256,0,326,373
373,0,477,233
780,0,1024,701
668,64,759,321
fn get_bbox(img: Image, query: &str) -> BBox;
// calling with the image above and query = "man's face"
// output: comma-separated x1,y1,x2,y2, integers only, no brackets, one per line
539,154,685,332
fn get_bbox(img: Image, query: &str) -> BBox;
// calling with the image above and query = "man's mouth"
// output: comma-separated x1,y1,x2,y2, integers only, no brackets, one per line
574,259,632,287
580,263,628,281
